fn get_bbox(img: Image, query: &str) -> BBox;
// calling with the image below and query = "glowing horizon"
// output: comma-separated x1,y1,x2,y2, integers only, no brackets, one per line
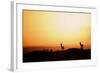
23,10,91,50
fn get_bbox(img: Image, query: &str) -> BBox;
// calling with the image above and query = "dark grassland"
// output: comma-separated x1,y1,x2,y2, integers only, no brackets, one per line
23,48,91,62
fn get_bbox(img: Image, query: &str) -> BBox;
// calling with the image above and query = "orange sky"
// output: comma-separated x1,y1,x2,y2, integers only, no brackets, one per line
23,10,91,49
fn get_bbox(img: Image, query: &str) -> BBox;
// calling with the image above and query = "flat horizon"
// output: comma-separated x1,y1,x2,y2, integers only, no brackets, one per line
23,10,91,53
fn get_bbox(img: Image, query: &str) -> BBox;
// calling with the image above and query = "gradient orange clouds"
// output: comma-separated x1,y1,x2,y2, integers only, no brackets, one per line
23,10,91,49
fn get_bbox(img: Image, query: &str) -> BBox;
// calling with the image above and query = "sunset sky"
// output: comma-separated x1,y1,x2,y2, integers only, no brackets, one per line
23,10,91,49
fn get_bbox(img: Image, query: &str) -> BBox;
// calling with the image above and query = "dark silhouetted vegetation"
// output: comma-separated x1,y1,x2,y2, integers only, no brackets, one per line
23,48,91,62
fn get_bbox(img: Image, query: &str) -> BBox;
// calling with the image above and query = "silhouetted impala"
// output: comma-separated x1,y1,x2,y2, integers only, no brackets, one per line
60,43,64,50
80,42,84,49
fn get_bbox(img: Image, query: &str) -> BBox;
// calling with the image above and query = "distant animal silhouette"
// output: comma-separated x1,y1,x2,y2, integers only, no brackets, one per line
80,42,84,49
60,43,64,50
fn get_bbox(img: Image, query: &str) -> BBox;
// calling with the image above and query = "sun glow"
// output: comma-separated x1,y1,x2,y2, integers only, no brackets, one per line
23,10,91,49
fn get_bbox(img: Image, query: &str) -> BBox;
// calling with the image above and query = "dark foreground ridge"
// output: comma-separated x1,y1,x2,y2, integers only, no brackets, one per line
23,48,91,62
